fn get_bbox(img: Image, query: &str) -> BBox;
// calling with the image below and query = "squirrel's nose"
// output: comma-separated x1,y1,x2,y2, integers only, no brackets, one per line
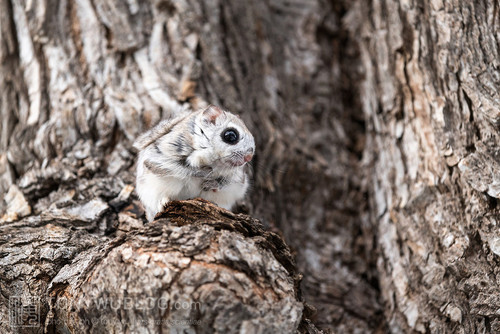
243,153,253,163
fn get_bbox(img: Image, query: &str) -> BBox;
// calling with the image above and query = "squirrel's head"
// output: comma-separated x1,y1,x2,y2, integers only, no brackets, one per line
195,106,255,168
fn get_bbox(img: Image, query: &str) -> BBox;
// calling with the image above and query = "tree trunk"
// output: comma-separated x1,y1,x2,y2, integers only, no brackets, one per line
7,0,494,333
347,0,500,332
1,0,376,332
1,199,318,333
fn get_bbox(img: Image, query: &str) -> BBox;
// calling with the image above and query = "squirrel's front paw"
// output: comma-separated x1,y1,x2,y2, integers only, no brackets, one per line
202,179,218,192
193,166,213,178
202,178,225,192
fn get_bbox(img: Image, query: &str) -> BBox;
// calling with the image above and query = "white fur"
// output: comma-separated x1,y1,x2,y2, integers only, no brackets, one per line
200,172,248,210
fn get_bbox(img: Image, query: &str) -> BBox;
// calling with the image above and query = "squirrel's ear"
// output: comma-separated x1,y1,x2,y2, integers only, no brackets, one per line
202,105,223,124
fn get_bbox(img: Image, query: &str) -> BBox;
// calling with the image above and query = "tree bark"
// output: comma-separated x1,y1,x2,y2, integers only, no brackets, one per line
1,199,319,333
0,0,376,332
347,0,500,332
10,0,495,332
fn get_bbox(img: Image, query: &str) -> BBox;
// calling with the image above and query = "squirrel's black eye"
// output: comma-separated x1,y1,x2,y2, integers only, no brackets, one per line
221,128,239,145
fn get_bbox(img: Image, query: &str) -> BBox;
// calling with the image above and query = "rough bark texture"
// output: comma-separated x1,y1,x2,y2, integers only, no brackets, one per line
7,0,496,333
1,199,318,333
347,0,500,332
1,0,375,332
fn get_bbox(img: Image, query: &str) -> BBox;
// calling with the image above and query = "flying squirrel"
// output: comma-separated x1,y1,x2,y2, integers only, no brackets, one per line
134,105,255,221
